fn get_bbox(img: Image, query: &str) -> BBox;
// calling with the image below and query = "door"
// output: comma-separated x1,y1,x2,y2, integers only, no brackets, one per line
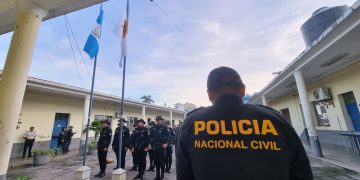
280,108,292,125
343,92,360,132
50,113,69,149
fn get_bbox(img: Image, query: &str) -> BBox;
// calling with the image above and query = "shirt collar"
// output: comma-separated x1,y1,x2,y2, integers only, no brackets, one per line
215,93,244,106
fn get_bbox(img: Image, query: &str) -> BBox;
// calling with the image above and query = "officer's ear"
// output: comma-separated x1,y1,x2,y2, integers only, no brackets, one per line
239,84,246,98
207,89,216,105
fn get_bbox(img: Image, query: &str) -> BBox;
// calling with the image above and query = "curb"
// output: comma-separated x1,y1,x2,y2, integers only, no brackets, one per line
308,154,360,174
9,152,79,170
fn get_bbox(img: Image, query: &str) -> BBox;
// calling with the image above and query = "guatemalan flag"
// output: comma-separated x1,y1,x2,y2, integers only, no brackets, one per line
113,0,129,59
83,5,104,60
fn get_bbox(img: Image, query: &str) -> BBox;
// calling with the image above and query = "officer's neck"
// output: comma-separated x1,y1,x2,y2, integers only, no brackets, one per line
214,93,243,105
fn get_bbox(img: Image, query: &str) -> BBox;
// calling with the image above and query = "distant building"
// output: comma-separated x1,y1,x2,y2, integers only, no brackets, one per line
175,103,185,111
248,2,360,159
175,102,197,112
0,71,185,158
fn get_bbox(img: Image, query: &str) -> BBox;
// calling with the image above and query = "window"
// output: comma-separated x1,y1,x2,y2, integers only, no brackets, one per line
313,102,330,126
127,117,138,126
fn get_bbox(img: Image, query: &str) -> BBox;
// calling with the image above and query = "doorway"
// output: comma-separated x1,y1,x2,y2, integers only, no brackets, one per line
50,113,70,149
280,108,292,125
342,92,360,132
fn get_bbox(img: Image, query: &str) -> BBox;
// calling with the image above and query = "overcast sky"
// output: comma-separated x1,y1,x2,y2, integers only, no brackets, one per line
0,0,357,107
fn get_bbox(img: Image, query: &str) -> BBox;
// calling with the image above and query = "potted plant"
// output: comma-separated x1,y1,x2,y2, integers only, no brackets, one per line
83,120,102,141
32,135,55,166
87,140,97,155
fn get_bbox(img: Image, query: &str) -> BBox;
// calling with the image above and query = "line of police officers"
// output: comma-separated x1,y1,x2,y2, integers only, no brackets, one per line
94,115,177,180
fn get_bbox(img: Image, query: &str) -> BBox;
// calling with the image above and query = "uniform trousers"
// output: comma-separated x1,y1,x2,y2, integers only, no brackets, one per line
98,146,108,172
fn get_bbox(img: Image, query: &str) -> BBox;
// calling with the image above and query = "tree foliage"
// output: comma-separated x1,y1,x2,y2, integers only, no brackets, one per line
140,95,154,104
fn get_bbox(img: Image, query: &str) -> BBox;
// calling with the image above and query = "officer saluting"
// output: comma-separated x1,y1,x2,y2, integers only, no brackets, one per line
112,118,130,169
149,116,170,180
95,120,112,178
132,119,150,180
176,67,313,180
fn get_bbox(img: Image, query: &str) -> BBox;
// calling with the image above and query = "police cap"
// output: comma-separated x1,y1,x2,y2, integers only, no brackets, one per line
137,119,146,124
155,116,164,121
102,120,111,125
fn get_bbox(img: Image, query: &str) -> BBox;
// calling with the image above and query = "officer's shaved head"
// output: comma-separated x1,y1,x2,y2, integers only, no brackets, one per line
207,66,245,104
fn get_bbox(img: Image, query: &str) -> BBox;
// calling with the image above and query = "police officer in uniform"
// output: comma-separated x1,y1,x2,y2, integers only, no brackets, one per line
112,118,130,169
130,123,138,171
165,121,175,173
176,66,313,180
146,121,156,172
95,120,112,178
57,127,66,154
149,116,170,180
132,119,150,179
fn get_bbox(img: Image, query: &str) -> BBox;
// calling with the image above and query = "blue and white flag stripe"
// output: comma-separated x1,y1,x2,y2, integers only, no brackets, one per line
84,5,104,60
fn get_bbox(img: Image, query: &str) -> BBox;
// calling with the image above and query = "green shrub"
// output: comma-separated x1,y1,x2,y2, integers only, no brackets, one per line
17,176,31,180
88,140,97,150
32,149,56,158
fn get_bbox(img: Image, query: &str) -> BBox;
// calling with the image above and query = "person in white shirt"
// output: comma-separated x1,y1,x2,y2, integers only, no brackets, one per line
22,127,36,158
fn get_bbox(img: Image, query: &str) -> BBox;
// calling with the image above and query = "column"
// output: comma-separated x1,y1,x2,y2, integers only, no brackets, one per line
142,106,146,120
170,110,173,126
294,70,323,157
0,1,47,179
79,95,90,154
262,95,267,106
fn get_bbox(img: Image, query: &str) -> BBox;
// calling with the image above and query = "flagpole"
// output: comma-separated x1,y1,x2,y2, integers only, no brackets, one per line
82,55,98,166
117,56,127,169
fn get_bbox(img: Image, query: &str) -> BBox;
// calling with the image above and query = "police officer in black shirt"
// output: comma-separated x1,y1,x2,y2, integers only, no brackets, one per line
63,126,77,153
130,123,138,171
149,116,170,180
176,66,313,180
165,121,175,173
95,120,112,178
146,121,156,172
112,118,130,170
57,127,66,154
132,119,150,180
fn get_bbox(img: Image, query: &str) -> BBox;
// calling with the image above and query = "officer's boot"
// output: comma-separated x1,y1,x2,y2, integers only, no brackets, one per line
130,165,137,171
147,162,154,172
161,168,165,179
98,171,106,178
133,173,142,179
94,172,102,177
154,168,161,180
150,161,155,172
139,171,145,180
166,159,172,173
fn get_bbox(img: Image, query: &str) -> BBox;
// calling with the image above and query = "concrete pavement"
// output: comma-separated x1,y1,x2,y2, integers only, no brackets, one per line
6,149,360,180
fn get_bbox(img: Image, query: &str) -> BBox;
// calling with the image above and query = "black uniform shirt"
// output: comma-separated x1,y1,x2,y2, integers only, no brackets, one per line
132,127,150,150
149,124,170,149
176,94,313,180
168,127,176,145
65,129,76,141
58,131,66,143
148,126,155,147
97,127,112,148
112,126,130,149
